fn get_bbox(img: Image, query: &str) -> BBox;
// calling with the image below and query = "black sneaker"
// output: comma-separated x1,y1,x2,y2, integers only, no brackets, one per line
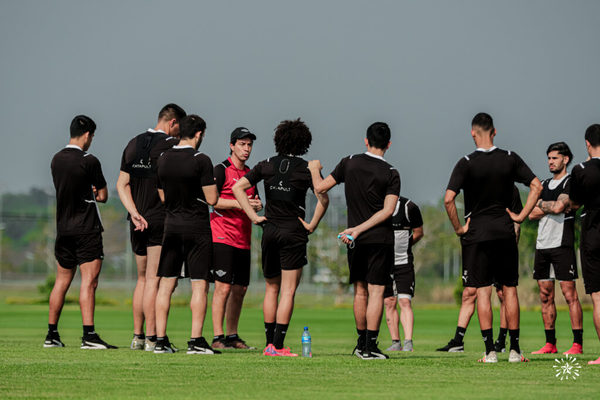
352,335,366,357
436,339,464,352
44,332,65,348
360,342,389,360
493,340,506,353
81,333,118,349
188,337,221,355
154,337,178,354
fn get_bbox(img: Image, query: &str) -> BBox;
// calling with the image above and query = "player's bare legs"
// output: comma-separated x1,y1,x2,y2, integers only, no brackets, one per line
384,296,400,341
353,281,368,331
226,284,248,336
155,277,178,338
132,254,147,336
398,297,413,341
588,292,600,364
476,286,493,330
560,281,583,329
263,276,280,346
212,281,232,337
437,287,475,352
48,263,76,325
79,259,102,326
143,246,161,338
190,279,209,338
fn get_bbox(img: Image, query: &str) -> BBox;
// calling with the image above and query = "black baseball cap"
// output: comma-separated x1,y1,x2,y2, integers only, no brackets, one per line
230,127,257,143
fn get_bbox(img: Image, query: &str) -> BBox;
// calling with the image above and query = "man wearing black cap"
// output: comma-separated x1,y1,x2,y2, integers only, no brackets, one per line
211,127,262,349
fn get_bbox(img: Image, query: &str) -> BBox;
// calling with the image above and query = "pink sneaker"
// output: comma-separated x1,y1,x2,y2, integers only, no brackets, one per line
263,343,279,357
531,343,557,354
588,356,600,365
275,347,298,357
563,343,583,355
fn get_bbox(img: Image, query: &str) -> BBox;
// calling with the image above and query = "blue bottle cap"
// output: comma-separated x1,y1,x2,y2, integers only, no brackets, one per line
304,326,308,330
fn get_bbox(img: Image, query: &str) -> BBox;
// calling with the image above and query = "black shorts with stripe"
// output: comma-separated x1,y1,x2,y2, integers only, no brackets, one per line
533,246,578,281
212,243,251,286
55,233,104,269
158,232,212,280
383,263,415,298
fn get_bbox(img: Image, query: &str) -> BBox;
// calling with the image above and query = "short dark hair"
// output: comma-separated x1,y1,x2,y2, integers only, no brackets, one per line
179,114,206,139
158,103,186,123
274,118,312,156
471,112,494,133
585,124,600,147
546,142,573,166
366,122,391,150
70,115,96,138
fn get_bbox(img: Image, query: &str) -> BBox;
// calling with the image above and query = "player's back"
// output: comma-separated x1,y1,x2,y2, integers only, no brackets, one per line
157,146,213,234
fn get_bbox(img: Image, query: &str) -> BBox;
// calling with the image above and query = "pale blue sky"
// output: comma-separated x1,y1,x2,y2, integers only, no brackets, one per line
1,0,599,202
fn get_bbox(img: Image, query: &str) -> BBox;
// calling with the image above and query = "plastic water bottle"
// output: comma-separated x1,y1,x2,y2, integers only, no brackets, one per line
302,326,312,357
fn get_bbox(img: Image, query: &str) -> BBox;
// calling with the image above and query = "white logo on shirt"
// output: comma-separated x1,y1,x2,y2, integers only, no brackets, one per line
215,270,226,277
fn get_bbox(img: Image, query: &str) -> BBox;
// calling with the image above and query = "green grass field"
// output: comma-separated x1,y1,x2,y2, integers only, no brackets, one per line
1,298,599,399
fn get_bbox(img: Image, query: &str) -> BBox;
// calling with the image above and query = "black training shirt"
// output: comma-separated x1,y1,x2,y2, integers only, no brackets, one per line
120,130,179,223
245,155,313,227
447,147,535,244
392,197,423,265
157,146,215,234
51,145,107,235
331,152,401,245
571,158,600,231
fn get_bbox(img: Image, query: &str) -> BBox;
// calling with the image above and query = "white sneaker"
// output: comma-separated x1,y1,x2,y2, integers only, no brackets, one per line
508,349,529,363
130,336,144,350
386,342,403,351
478,351,498,363
145,338,157,352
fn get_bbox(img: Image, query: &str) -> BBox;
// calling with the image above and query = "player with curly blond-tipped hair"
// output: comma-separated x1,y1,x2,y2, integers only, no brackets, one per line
233,118,329,357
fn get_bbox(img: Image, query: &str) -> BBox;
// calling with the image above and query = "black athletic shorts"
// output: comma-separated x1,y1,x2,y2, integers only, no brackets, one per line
158,232,212,280
581,221,600,294
261,222,308,279
55,233,104,269
383,263,415,298
130,220,164,256
533,247,578,281
461,239,519,288
348,243,393,286
212,243,251,286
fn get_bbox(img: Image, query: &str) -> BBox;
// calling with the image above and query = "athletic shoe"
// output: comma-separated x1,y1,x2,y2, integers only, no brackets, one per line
130,335,145,350
360,342,389,360
436,339,464,352
531,342,557,354
263,343,279,357
352,335,366,357
227,336,256,350
275,347,298,357
187,337,221,355
154,338,178,354
478,351,498,363
402,340,413,352
144,338,156,352
43,333,65,348
508,349,529,363
81,333,118,349
493,340,506,353
386,342,403,351
211,338,232,350
563,343,583,355
588,356,600,365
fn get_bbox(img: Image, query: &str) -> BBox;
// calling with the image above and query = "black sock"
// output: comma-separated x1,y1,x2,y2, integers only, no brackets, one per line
545,329,556,345
134,333,145,339
366,329,379,350
226,333,239,341
157,336,166,343
509,329,520,353
481,329,494,354
454,326,467,343
496,327,508,343
392,339,401,344
190,337,200,342
264,322,276,346
573,329,583,345
83,325,95,336
147,335,157,342
213,334,225,343
273,323,289,349
48,324,58,334
357,329,367,350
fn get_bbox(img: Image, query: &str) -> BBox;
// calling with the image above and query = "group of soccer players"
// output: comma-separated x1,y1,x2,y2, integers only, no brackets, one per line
44,105,600,364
